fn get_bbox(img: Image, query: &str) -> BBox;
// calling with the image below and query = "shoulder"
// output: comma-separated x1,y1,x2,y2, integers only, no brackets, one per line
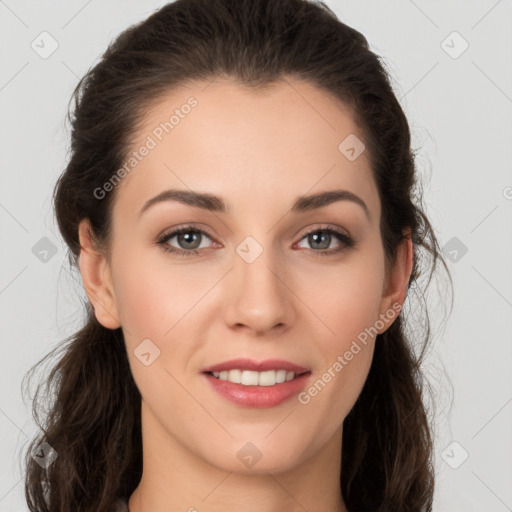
111,498,129,512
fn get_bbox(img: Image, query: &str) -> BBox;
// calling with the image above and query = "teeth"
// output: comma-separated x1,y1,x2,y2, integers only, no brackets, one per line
227,369,241,383
241,370,259,386
211,369,298,386
276,369,287,383
258,370,275,386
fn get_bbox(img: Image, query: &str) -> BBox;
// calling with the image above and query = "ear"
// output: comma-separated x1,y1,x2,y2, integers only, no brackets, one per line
377,231,414,333
78,218,121,330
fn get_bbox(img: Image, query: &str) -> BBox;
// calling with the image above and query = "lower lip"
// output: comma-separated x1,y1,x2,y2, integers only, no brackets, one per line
203,372,311,408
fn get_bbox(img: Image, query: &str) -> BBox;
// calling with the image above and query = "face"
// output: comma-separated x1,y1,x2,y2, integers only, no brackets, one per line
79,77,409,475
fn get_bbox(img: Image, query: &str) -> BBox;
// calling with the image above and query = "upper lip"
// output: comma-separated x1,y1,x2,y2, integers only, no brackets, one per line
202,358,310,374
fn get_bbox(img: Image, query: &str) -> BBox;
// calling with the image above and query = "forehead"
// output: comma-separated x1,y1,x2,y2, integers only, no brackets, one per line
112,77,378,220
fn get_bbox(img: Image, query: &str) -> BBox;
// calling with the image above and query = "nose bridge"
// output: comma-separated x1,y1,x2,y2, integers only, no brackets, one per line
224,234,294,333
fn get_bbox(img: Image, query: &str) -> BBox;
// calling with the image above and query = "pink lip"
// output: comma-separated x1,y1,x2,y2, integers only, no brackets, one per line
201,358,310,373
203,373,311,408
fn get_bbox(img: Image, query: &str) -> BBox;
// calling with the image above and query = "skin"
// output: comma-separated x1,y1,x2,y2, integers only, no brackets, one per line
78,76,413,512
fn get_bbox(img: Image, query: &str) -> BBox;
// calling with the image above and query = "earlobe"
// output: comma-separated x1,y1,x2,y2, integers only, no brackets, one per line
377,233,414,333
78,219,121,330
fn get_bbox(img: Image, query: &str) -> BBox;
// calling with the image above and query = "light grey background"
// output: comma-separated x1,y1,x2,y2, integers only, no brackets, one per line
1,1,511,510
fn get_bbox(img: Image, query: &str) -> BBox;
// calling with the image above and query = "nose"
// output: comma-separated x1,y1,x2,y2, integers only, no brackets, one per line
223,246,296,336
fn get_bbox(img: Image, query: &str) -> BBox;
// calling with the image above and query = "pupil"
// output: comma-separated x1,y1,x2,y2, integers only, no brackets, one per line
179,231,200,249
310,231,330,250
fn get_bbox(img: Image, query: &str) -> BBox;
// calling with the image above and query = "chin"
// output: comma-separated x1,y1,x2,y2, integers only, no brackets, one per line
201,435,310,475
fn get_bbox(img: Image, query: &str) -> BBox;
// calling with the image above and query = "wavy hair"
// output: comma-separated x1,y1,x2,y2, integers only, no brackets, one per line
22,0,451,510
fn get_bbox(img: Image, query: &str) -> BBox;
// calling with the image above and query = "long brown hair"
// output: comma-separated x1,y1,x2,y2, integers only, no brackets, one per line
22,0,451,510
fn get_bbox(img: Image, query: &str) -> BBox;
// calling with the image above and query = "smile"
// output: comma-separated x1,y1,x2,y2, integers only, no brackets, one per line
208,369,304,386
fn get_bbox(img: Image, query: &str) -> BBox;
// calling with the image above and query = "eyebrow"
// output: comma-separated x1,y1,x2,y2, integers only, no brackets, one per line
138,188,370,219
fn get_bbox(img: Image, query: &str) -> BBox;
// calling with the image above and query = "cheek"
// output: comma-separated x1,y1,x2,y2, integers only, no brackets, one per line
110,251,219,399
110,247,221,339
302,249,385,346
296,248,384,420
300,315,377,437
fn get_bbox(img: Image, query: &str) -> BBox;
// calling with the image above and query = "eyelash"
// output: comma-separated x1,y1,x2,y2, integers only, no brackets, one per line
156,224,355,258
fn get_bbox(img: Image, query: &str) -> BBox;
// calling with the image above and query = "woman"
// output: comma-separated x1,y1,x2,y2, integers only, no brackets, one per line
23,0,450,510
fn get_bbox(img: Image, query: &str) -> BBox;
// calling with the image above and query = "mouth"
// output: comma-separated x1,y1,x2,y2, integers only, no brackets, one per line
204,368,310,386
201,358,312,408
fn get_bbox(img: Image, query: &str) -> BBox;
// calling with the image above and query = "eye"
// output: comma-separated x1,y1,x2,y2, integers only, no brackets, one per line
157,224,354,258
295,227,354,256
157,226,216,257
